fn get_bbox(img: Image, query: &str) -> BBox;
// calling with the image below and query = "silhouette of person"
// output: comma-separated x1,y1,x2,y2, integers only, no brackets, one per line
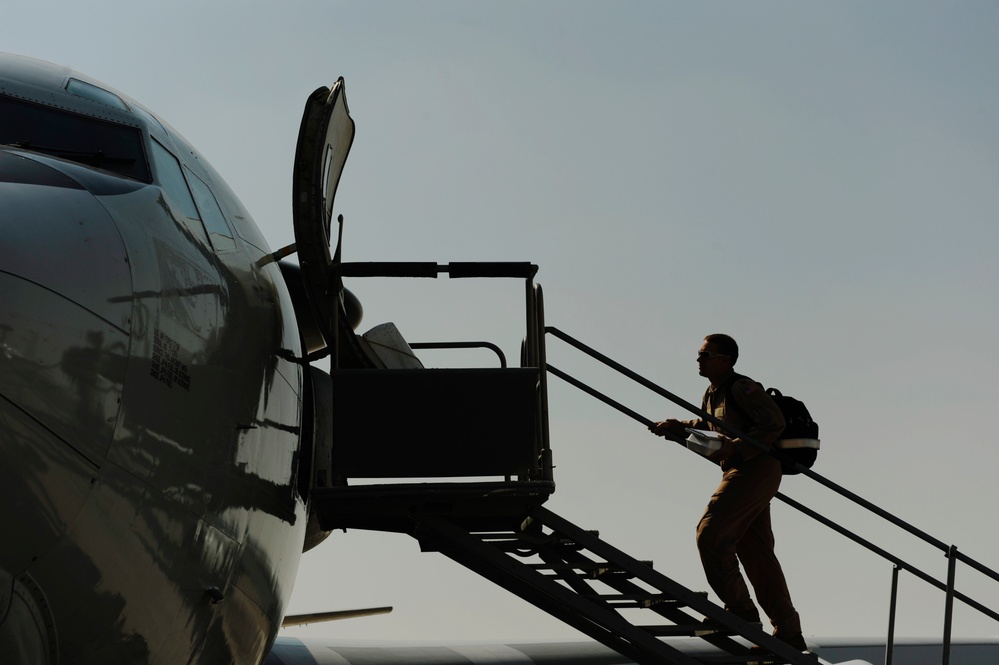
650,333,805,651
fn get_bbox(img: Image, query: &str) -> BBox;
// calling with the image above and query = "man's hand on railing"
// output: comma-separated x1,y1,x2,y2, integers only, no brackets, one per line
649,418,686,440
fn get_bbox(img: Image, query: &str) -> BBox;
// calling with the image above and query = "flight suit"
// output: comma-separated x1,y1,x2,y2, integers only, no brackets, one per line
682,372,802,640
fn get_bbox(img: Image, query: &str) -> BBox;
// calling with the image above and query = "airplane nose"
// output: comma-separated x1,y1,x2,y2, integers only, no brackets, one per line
1,151,135,577
1,152,132,465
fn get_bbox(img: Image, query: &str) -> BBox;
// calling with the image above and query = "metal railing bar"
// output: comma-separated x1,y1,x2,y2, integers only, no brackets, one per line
544,327,999,624
546,326,700,414
546,327,813,471
954,549,999,586
790,466,948,553
952,589,999,623
546,327,951,554
774,493,999,622
773,493,931,580
553,361,999,622
339,261,539,279
410,341,507,368
339,262,440,278
546,365,656,430
448,262,539,279
549,359,924,576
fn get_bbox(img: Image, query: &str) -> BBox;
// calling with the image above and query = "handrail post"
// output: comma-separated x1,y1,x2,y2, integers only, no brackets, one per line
525,276,537,368
885,565,899,665
534,285,553,482
943,545,958,665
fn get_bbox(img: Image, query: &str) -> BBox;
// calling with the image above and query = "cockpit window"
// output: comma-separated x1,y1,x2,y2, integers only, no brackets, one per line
149,140,199,219
185,168,236,252
147,140,237,252
66,79,129,111
0,94,150,181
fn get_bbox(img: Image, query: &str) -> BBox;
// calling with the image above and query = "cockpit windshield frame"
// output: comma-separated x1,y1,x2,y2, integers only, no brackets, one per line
65,78,130,112
0,94,151,182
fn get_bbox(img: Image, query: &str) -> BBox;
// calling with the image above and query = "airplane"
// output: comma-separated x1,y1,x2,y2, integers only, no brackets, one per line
2,52,998,665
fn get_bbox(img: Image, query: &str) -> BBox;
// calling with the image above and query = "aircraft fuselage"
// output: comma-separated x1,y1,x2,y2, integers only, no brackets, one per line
1,53,308,663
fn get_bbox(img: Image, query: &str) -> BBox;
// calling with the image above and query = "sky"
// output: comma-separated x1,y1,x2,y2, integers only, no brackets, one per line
4,0,999,646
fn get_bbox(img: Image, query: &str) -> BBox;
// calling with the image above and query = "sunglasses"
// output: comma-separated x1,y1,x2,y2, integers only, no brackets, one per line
697,351,730,360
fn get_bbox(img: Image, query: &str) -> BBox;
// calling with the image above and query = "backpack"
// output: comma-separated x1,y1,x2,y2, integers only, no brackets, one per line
726,380,820,475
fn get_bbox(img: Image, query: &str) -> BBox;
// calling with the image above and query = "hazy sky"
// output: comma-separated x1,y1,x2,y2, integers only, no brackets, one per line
5,0,999,645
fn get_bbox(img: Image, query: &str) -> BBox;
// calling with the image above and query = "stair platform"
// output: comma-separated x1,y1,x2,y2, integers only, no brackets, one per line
312,480,555,533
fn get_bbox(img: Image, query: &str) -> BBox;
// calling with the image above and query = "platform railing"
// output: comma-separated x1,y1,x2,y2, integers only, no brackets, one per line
545,325,999,665
336,262,552,483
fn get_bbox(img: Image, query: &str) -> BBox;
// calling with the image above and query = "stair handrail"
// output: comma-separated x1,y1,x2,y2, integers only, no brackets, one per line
544,325,999,654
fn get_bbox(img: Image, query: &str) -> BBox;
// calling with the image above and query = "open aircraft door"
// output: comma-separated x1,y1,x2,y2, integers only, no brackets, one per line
289,78,366,363
284,77,550,498
282,79,367,552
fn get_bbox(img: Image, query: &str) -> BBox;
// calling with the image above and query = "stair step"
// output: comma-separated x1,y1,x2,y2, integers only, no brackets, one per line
481,529,605,554
695,653,815,665
637,617,729,638
582,593,684,608
528,560,654,579
479,535,580,550
639,624,705,637
641,590,709,608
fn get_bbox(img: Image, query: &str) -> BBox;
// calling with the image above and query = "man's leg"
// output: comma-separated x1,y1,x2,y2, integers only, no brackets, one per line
695,459,780,621
737,504,802,637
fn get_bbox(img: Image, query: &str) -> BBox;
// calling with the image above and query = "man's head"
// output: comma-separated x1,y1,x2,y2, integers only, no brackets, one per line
697,333,738,383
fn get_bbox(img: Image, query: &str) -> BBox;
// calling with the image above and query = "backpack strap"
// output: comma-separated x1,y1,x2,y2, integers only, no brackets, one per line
723,374,754,423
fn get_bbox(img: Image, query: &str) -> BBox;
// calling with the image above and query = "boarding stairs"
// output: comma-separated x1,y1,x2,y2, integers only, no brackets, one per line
417,506,818,665
308,261,999,665
316,484,816,665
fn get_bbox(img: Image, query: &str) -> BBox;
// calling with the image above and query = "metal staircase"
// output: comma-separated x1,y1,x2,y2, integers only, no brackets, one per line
313,482,816,665
413,506,817,665
312,261,999,665
309,263,822,663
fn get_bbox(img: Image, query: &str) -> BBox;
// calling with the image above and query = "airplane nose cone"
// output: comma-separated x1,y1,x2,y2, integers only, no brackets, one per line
1,151,132,463
0,150,133,572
